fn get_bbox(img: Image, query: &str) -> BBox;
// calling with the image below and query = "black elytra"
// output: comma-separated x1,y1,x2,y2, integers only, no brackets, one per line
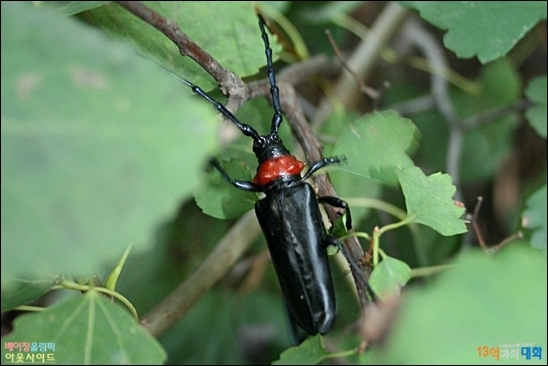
177,14,375,337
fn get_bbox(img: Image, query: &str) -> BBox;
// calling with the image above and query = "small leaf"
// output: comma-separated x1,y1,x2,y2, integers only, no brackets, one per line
398,166,467,236
403,2,547,63
522,185,547,254
332,110,420,186
369,255,412,298
104,245,132,291
194,159,258,219
1,290,167,364
524,76,547,138
273,334,330,365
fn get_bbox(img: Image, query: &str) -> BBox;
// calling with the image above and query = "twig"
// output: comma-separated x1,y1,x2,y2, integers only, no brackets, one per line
471,196,524,254
115,1,248,114
472,196,487,250
141,211,261,337
311,3,409,129
324,29,379,100
462,99,533,131
399,18,463,201
384,94,436,115
280,83,374,310
490,231,523,252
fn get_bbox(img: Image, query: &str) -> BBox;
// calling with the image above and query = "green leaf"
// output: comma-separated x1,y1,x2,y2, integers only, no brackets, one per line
369,255,412,298
1,290,167,364
324,111,383,224
369,245,547,364
470,60,522,110
1,278,58,312
331,110,420,186
457,60,521,183
104,245,132,291
194,159,258,219
411,60,522,185
397,166,467,236
522,185,547,255
1,2,217,284
273,334,330,365
404,2,547,63
40,1,111,16
89,2,280,90
525,75,547,138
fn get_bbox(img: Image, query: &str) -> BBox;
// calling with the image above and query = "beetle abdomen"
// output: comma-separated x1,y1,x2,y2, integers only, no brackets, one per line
255,183,336,334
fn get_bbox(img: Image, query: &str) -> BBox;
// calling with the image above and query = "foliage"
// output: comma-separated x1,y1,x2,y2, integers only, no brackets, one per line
5,288,166,364
402,2,547,62
1,1,546,365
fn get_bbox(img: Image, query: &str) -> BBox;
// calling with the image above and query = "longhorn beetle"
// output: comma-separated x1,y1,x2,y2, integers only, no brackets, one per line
178,15,375,336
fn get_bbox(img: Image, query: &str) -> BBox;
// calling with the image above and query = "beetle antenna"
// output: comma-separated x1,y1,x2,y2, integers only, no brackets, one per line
167,70,262,141
258,15,283,135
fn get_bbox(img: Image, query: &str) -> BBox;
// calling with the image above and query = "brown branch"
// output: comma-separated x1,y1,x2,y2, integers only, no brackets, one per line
462,99,533,132
283,83,374,313
325,29,379,100
471,196,524,255
115,1,248,113
471,196,523,254
311,3,409,128
141,212,261,337
472,196,487,250
115,1,375,336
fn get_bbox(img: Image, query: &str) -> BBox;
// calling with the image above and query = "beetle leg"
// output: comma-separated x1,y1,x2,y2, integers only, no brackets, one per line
324,234,378,301
317,196,352,230
301,156,346,181
210,158,263,192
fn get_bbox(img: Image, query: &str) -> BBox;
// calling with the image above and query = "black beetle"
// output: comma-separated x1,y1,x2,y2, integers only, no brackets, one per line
179,14,371,336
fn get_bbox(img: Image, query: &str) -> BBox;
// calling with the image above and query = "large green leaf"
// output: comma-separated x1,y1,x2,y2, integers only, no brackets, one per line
42,1,111,16
331,110,420,186
398,166,467,236
1,2,217,284
1,290,167,364
89,1,280,90
368,244,547,364
403,2,547,63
